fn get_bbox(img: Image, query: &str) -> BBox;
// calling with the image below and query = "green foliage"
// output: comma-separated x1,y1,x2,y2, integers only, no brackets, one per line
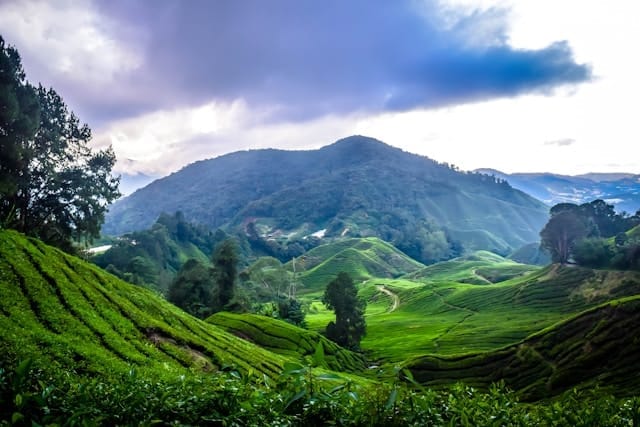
0,38,120,252
168,258,214,318
93,212,222,292
207,312,366,372
323,272,367,350
3,358,640,426
0,229,286,380
541,200,640,265
212,238,239,311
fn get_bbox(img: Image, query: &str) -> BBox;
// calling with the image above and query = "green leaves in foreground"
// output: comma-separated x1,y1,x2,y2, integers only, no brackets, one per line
2,359,640,426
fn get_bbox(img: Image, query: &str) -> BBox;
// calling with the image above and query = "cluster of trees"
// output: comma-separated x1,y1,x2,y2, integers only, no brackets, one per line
0,36,120,252
93,212,225,292
167,239,240,318
540,200,640,269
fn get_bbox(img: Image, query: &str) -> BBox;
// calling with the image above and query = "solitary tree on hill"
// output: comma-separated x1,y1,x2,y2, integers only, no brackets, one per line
322,272,366,350
212,238,239,311
168,259,214,318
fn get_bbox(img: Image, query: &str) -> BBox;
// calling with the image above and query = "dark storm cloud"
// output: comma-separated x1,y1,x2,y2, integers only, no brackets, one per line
91,0,591,121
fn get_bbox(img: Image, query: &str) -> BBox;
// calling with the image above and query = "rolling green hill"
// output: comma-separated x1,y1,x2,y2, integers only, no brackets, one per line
104,136,549,262
207,312,366,372
406,250,538,284
405,296,640,400
0,230,285,378
305,261,640,366
292,237,424,292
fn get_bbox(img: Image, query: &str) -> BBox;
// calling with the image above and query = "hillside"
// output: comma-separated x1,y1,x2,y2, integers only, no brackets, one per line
405,250,537,284
91,212,223,293
207,312,366,372
405,296,640,400
305,262,640,366
104,136,549,261
0,230,286,378
293,237,424,292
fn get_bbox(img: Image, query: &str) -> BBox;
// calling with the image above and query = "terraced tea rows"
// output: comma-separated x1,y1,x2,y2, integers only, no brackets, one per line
405,296,640,400
0,230,286,378
207,312,366,372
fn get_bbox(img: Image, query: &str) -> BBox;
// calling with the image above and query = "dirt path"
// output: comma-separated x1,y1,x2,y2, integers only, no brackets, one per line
376,285,400,313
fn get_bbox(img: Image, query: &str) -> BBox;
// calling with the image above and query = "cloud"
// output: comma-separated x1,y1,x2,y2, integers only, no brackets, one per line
0,0,145,125
2,0,591,126
544,138,576,147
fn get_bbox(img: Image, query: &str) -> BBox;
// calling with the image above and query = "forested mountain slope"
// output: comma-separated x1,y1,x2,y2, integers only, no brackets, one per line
104,136,549,261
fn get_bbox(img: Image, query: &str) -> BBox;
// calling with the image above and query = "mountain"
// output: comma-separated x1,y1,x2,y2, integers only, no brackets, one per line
104,136,549,260
475,169,640,214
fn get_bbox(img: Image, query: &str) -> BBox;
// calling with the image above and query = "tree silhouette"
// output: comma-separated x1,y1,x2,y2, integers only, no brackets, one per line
322,272,366,350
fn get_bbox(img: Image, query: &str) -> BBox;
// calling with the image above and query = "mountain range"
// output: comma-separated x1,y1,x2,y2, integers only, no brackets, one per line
475,169,640,214
104,136,549,262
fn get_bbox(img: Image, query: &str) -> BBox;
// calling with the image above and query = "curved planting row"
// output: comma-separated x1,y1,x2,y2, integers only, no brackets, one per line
0,230,286,378
405,296,640,400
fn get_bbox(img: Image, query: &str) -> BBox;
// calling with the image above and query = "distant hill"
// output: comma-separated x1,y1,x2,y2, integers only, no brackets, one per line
104,136,549,262
405,250,538,284
291,237,425,292
475,169,640,214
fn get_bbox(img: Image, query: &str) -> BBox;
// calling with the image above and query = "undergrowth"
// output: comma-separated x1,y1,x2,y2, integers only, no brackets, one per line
1,358,640,426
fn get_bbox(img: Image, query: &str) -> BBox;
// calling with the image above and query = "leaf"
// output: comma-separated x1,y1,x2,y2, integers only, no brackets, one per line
284,390,307,411
316,373,342,381
16,358,33,379
312,342,325,367
385,387,398,411
282,362,305,376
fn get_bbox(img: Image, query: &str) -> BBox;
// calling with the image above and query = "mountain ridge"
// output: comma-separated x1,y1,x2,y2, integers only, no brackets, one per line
104,136,549,261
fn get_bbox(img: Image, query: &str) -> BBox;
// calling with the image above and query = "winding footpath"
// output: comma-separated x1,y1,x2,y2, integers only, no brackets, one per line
376,285,400,313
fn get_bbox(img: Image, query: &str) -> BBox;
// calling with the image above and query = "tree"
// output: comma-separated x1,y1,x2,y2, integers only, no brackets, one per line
168,259,214,318
0,36,119,251
212,238,239,311
540,210,588,264
322,272,366,350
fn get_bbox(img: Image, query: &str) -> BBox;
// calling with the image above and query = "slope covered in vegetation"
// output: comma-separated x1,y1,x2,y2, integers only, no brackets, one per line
405,296,640,400
207,312,366,372
294,237,424,292
305,262,640,365
0,230,285,378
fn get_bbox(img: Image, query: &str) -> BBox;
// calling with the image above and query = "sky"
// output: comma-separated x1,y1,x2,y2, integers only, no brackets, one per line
2,0,639,185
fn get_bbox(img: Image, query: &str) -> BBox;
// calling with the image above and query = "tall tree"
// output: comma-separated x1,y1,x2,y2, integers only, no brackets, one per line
540,210,588,264
212,238,239,310
322,272,366,350
0,37,120,251
168,259,214,318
